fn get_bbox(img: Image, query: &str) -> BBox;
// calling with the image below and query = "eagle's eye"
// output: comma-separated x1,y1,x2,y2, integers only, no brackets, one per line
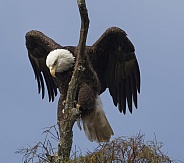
53,61,57,66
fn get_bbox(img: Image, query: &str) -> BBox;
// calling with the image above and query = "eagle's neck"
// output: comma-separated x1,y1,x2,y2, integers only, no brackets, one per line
46,49,75,73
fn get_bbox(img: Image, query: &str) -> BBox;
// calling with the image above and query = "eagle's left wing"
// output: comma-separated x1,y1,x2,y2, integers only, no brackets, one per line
25,30,62,101
92,27,140,114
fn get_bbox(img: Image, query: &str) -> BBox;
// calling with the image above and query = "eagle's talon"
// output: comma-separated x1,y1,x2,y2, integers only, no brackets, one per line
62,100,66,106
73,100,80,109
76,104,81,110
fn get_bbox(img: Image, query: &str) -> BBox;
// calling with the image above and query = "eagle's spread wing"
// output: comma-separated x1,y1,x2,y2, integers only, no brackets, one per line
92,27,140,114
25,30,62,101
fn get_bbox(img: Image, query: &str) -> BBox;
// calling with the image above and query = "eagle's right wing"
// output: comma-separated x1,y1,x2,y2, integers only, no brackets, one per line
25,30,62,101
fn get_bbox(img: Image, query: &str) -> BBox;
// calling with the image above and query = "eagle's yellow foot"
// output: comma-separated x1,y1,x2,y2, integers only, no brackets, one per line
74,100,80,109
76,104,81,110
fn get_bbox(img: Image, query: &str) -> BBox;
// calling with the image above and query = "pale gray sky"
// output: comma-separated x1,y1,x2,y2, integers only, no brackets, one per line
0,0,184,162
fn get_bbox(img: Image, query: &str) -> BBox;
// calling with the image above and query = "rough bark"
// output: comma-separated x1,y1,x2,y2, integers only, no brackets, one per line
55,0,89,162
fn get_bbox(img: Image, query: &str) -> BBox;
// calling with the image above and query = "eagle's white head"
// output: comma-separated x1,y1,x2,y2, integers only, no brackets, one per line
46,49,75,77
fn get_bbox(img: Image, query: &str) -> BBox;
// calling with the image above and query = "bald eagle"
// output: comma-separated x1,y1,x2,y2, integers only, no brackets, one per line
25,27,140,143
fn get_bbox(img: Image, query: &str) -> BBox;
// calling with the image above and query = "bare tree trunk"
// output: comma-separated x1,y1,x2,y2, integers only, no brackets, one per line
56,0,89,162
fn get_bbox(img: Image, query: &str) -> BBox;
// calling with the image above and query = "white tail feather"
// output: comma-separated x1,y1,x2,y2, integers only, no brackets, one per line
81,96,114,143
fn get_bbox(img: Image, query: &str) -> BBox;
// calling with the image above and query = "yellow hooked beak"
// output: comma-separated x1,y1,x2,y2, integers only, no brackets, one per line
49,66,56,77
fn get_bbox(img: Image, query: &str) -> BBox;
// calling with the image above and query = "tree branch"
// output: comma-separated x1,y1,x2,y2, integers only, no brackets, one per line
56,0,89,162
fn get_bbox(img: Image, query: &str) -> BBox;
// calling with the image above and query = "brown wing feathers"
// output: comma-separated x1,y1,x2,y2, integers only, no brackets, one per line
93,27,140,114
26,30,61,102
